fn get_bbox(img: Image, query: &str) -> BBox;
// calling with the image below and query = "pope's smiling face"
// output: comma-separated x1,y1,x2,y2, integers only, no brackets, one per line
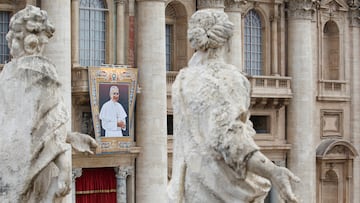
111,90,119,102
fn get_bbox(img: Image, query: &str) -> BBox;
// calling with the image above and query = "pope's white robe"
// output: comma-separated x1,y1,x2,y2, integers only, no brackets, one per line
99,100,127,137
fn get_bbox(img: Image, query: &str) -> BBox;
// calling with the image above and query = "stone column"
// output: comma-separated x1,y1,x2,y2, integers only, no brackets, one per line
41,2,72,202
114,166,133,203
286,1,316,202
135,0,168,202
225,2,244,70
71,0,80,67
115,0,126,65
349,7,360,203
41,0,72,129
72,168,82,203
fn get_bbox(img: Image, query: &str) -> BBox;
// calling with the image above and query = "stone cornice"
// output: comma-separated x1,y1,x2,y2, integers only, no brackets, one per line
287,0,318,20
197,0,225,9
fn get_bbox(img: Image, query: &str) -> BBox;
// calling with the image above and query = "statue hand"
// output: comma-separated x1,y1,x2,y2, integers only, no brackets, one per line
271,167,300,203
66,132,98,154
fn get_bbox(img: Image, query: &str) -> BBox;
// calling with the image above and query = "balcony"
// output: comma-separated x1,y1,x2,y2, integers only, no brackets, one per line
166,71,293,109
247,75,292,108
317,80,350,101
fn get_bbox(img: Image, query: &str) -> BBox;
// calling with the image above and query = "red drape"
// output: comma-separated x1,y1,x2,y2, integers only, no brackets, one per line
76,168,117,203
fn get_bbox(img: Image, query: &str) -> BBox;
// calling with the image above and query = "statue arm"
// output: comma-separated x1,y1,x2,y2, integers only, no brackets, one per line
247,151,300,202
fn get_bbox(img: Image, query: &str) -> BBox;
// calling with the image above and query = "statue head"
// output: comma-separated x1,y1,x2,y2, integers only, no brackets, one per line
6,5,55,59
187,9,234,52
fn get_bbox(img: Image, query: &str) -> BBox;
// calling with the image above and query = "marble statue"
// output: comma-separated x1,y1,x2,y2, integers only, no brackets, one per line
168,9,300,203
0,5,97,203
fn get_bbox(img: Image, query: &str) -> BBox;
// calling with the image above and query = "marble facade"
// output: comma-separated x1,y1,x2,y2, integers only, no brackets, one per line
0,0,359,202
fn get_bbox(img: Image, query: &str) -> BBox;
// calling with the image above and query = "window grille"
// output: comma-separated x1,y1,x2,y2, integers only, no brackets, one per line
79,0,107,66
0,11,10,64
166,24,173,71
244,10,262,76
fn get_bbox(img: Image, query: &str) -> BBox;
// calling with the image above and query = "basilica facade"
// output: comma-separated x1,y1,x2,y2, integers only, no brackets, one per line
0,0,359,202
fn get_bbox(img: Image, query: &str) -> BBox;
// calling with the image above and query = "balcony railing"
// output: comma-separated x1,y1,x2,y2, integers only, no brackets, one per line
317,80,350,101
247,75,292,98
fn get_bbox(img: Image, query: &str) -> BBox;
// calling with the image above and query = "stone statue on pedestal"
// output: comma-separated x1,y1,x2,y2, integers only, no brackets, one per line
168,9,300,203
0,5,97,203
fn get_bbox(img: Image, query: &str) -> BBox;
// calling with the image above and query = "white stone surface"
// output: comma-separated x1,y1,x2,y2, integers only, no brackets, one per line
0,6,97,203
135,1,168,202
169,9,300,203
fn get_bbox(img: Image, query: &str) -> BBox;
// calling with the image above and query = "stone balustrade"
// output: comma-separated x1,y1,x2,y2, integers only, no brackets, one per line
317,80,350,101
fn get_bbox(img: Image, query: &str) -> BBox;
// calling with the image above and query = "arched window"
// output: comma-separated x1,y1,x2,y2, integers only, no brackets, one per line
323,21,340,80
79,0,107,66
165,2,188,72
244,10,262,76
0,11,10,64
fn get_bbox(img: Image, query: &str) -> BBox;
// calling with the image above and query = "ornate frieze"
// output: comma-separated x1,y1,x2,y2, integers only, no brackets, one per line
287,0,318,20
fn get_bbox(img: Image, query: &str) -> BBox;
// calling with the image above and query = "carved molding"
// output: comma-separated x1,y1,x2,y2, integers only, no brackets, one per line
287,0,318,20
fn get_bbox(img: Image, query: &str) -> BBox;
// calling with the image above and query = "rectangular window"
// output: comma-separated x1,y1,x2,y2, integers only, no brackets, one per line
167,114,173,135
250,115,270,134
0,11,10,64
79,0,107,66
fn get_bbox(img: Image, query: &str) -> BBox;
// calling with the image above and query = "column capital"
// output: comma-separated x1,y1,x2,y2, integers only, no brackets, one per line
287,0,318,20
115,166,134,178
72,168,83,181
